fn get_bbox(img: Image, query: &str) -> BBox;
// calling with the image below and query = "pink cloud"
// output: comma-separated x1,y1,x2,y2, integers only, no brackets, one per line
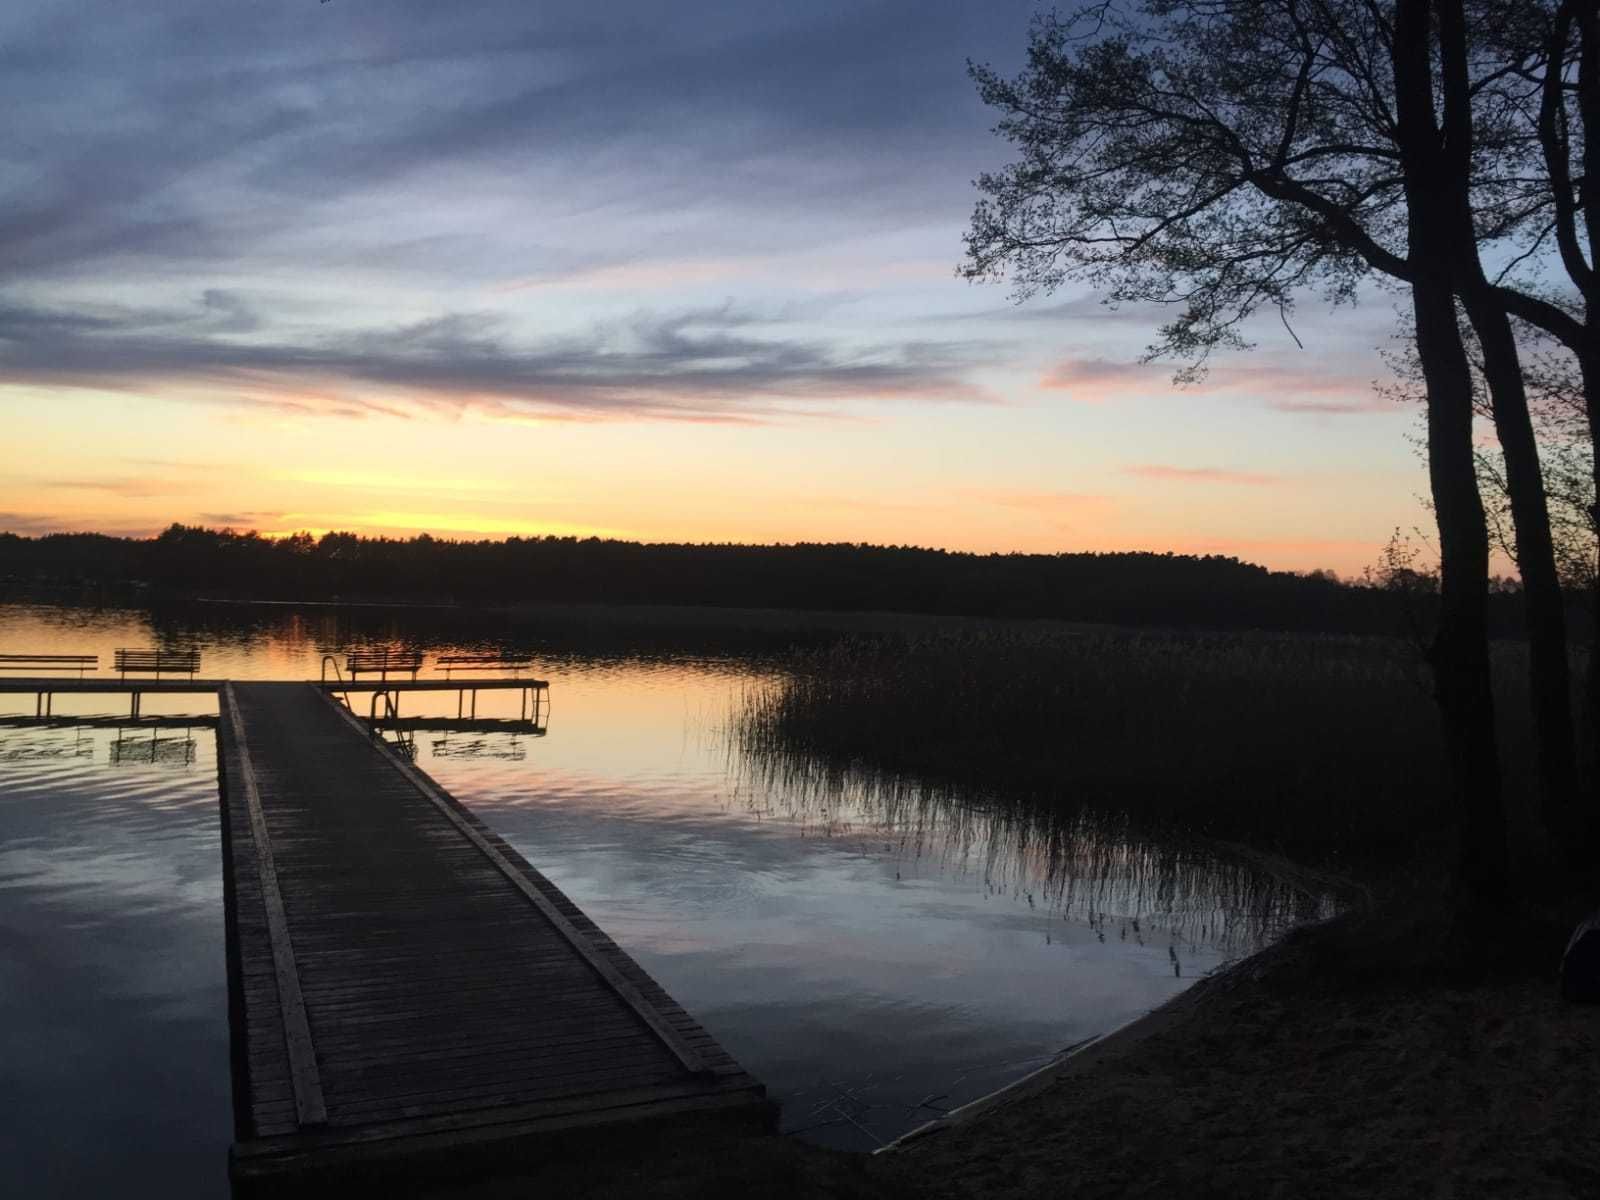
1039,354,1393,414
1268,397,1396,415
1038,358,1157,398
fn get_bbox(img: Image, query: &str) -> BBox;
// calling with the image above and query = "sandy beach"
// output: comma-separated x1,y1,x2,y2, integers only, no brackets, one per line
879,913,1600,1198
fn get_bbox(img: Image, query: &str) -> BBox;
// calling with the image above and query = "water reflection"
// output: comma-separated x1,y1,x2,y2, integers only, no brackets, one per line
733,752,1335,956
0,599,1337,1172
429,733,531,761
108,727,200,767
0,720,230,1197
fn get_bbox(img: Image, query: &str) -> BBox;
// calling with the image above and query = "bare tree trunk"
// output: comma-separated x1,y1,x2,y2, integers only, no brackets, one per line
1462,295,1580,847
1416,282,1509,899
1576,4,1600,799
1398,0,1508,900
1434,0,1578,851
1581,348,1600,788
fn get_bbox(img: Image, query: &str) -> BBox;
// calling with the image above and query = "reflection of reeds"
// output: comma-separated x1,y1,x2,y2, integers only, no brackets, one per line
730,741,1338,953
732,630,1544,950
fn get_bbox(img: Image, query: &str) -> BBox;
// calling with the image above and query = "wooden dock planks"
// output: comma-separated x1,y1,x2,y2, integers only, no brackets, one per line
217,682,769,1186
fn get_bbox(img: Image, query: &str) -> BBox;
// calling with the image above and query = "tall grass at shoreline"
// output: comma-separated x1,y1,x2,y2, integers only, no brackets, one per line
734,629,1549,877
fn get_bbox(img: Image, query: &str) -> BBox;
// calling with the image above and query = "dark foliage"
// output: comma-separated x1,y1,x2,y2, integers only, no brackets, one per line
0,521,1551,637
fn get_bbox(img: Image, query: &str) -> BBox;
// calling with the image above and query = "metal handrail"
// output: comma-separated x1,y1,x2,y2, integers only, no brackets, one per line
369,688,399,726
320,655,344,684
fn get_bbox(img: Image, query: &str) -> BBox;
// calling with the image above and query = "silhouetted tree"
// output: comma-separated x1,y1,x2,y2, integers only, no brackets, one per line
961,0,1596,895
1387,314,1597,593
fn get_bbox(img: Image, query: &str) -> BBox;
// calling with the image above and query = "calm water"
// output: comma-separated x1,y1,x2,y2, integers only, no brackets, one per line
0,601,1329,1195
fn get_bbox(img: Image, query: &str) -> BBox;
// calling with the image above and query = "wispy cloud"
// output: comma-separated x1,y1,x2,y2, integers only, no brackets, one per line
198,510,291,527
1039,354,1387,412
42,477,195,498
1267,396,1396,415
0,510,160,537
1038,358,1155,398
0,297,995,424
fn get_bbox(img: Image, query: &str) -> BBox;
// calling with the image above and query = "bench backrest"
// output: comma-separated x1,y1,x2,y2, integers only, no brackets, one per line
346,649,424,678
437,654,534,677
0,654,99,675
114,648,201,676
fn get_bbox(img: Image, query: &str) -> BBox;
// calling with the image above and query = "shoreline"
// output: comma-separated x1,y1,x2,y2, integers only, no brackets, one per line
878,911,1352,1156
875,908,1600,1199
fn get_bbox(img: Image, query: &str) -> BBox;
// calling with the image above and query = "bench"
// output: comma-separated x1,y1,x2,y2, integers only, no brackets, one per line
437,654,536,679
346,649,424,681
0,654,98,678
114,648,201,679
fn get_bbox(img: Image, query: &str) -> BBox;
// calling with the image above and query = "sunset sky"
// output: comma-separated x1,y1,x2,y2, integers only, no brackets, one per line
0,0,1438,576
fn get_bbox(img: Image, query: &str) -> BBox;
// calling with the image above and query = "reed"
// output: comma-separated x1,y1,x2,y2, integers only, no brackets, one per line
734,628,1547,877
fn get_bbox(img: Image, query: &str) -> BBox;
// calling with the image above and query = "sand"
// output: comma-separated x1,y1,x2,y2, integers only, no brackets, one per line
881,917,1600,1199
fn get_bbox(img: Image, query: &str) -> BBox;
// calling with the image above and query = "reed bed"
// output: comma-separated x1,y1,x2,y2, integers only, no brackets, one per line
735,628,1546,878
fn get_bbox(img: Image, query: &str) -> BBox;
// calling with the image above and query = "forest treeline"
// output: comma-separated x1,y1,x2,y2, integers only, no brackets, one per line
0,522,1551,637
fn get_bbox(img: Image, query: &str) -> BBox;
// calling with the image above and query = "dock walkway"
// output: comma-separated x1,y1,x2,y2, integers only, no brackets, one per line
218,682,768,1186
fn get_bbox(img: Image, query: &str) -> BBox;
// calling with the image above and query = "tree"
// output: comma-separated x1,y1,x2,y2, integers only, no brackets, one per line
1393,0,1590,855
1522,1,1600,768
1388,314,1598,594
961,0,1590,894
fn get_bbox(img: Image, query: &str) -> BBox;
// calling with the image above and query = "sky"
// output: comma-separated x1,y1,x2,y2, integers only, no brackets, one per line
0,0,1439,576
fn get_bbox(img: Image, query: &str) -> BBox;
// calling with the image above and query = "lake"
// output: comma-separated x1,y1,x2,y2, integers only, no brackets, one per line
0,599,1329,1195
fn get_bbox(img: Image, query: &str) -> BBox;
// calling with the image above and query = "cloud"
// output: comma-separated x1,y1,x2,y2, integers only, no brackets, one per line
1123,465,1282,486
0,512,70,537
197,511,291,528
0,296,994,423
0,1,1035,286
42,478,195,499
1039,353,1388,412
0,510,158,537
1038,358,1157,396
1266,396,1396,415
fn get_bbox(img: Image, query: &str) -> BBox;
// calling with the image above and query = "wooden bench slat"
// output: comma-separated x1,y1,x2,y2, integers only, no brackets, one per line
344,650,424,680
114,648,201,677
0,654,99,676
436,654,534,678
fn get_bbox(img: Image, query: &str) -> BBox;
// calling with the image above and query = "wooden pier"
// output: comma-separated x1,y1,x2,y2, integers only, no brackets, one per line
0,673,771,1186
217,682,770,1186
0,668,774,1184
